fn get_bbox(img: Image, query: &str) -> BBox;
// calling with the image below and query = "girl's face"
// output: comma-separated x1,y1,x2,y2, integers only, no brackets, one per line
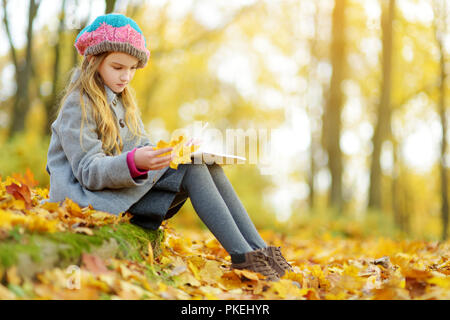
96,52,139,94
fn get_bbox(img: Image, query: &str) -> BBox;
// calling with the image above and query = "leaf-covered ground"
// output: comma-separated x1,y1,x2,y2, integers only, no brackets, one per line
0,174,449,300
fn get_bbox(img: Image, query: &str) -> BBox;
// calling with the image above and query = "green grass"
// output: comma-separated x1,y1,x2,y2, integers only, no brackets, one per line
0,223,164,272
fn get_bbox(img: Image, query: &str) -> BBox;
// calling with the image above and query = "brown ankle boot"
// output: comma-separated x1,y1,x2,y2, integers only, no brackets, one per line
259,246,293,277
231,250,280,281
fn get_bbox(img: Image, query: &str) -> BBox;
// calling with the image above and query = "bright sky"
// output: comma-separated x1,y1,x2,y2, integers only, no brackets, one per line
0,0,448,221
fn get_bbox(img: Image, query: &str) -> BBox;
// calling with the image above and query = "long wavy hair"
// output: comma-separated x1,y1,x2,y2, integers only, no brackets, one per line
57,52,145,156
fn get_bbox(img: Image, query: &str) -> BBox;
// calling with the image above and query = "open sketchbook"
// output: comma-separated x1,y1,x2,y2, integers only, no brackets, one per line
190,148,246,165
183,122,246,165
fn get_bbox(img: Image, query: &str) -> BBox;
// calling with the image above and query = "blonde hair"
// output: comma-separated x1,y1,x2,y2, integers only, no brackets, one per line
57,52,145,156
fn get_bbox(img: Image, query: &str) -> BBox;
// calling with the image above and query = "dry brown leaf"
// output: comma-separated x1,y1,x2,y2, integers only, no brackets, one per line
5,183,31,209
81,253,112,275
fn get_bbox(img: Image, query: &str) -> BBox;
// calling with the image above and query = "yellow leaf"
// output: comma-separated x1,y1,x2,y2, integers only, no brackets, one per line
147,242,154,267
119,265,133,280
40,201,60,212
198,260,223,284
188,260,201,280
6,267,21,286
154,134,200,170
232,268,262,281
63,198,84,218
427,276,450,288
325,291,348,300
178,272,201,287
0,284,16,299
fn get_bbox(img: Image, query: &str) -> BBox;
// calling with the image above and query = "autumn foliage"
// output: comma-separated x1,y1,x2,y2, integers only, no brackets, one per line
154,134,200,169
0,171,449,300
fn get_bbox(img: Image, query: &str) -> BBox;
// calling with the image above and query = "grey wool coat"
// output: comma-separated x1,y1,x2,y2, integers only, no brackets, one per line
44,69,188,222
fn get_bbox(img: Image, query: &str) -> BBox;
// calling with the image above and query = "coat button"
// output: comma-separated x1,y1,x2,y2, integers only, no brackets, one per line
112,99,117,106
119,119,125,128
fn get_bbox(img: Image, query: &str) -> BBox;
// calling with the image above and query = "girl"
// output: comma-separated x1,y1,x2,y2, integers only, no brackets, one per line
45,13,291,281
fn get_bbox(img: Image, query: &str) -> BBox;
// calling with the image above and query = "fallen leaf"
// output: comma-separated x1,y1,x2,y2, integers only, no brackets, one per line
82,254,111,275
147,242,154,267
6,183,31,209
232,268,263,281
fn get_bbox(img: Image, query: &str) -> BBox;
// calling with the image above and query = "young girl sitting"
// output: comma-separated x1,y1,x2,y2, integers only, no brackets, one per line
45,13,291,281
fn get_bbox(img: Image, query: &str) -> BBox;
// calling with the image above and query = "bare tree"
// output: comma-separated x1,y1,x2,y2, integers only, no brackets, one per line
43,0,67,135
368,0,396,211
432,0,449,240
3,0,41,138
306,1,323,210
321,0,348,213
70,0,94,69
105,0,117,14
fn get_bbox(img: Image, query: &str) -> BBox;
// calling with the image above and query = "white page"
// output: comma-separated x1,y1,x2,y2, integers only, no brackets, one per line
186,122,246,164
190,144,246,165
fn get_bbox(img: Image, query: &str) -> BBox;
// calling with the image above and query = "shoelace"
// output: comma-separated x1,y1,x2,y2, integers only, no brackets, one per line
254,254,278,277
274,247,293,270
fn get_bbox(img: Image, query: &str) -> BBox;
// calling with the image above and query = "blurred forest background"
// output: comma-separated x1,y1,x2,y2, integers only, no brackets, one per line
0,0,449,241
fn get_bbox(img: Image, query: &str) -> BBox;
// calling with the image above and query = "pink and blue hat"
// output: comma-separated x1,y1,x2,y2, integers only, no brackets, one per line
75,13,150,68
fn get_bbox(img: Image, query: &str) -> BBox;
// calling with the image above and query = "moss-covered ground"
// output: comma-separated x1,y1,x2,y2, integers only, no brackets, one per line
0,223,163,278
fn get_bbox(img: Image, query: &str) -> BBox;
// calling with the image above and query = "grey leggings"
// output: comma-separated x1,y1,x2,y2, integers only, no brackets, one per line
180,163,267,259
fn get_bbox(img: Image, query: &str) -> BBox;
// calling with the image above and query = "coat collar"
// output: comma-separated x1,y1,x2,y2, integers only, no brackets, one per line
70,68,118,105
104,84,118,106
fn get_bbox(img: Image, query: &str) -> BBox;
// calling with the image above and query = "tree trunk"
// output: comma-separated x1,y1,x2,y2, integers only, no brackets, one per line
321,0,347,213
368,0,395,211
71,0,94,69
44,0,67,136
438,50,448,241
391,137,403,230
433,0,449,240
307,2,322,211
6,0,40,138
105,0,117,14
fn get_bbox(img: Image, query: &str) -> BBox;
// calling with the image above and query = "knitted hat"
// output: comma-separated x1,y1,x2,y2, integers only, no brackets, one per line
75,14,150,68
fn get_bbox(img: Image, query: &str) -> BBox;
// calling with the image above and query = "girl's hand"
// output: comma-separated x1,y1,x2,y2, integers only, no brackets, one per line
134,146,174,171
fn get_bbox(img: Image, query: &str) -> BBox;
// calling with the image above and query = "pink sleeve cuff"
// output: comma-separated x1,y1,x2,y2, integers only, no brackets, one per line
127,148,149,178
